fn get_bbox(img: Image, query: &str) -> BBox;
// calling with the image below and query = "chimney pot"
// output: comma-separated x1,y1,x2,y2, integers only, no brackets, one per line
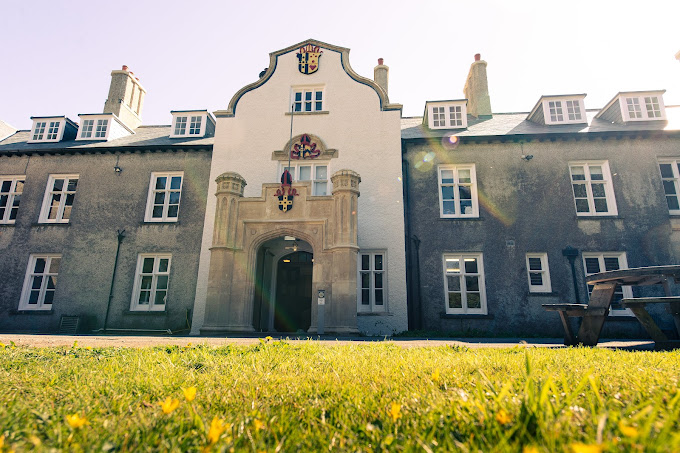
474,54,481,61
122,65,128,71
378,58,384,65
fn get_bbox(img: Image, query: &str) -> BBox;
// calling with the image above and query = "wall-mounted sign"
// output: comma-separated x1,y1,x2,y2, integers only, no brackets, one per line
297,44,322,75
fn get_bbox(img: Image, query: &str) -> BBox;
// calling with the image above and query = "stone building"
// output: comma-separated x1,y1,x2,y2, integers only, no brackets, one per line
1,40,678,338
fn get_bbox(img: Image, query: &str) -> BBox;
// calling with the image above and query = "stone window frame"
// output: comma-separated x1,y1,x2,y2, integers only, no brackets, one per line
442,252,487,315
130,254,172,312
280,162,329,196
526,253,552,293
144,172,184,222
0,176,24,224
658,159,680,214
357,250,387,313
38,174,79,224
582,251,633,316
568,161,618,217
19,254,61,311
437,164,479,218
291,86,325,113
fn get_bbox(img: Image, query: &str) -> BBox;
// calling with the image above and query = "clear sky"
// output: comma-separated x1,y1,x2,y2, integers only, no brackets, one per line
1,0,678,130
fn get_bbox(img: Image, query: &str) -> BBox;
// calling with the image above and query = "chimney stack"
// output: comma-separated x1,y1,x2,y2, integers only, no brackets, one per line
374,58,389,96
103,65,146,130
463,54,492,118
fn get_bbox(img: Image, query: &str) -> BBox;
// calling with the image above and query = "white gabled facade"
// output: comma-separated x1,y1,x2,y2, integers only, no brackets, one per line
191,40,408,335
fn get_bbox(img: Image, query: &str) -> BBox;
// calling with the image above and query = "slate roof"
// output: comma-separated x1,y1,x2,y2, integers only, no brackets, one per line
0,125,214,154
401,106,680,140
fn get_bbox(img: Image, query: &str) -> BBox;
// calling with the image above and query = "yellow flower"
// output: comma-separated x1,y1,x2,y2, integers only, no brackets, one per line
253,418,265,430
183,386,197,402
570,443,602,453
85,346,93,350
388,402,402,422
159,397,180,414
265,336,273,341
618,421,639,438
523,446,540,453
496,409,512,425
0,342,5,348
431,369,440,382
0,434,4,448
66,414,88,429
207,417,227,444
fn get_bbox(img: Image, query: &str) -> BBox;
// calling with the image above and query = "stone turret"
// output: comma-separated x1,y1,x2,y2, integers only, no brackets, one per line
374,58,389,96
103,65,146,130
463,54,492,118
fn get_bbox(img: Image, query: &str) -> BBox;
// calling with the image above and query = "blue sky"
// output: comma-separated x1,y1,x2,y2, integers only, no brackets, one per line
1,0,678,129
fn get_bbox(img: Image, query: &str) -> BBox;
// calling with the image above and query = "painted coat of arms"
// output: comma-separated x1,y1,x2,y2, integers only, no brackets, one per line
291,134,320,160
297,44,322,75
276,170,299,212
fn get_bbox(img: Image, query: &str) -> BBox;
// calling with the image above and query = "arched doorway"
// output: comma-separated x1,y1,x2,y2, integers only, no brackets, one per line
252,236,313,332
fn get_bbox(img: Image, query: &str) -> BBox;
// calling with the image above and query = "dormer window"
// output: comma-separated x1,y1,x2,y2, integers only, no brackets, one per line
596,90,666,123
170,111,214,138
76,114,129,141
28,117,77,143
425,101,468,129
527,95,587,125
80,119,109,139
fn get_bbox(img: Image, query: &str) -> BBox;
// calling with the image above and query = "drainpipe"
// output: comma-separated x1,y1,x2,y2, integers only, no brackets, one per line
103,229,125,332
562,246,580,304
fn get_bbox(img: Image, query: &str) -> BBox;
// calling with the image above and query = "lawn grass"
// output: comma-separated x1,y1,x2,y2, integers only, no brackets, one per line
0,340,679,452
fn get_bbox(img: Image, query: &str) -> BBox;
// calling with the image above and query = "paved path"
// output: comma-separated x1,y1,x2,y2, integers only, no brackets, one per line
0,333,656,350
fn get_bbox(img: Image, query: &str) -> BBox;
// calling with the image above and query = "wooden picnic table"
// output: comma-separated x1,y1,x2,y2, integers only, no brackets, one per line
544,265,680,349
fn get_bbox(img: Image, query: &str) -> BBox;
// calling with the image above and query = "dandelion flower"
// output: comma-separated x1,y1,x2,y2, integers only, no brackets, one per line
265,336,273,341
207,417,227,444
253,418,265,430
183,387,197,402
523,446,540,453
431,369,440,382
570,443,602,453
159,397,180,414
388,402,402,422
618,421,639,438
496,409,512,425
66,414,88,429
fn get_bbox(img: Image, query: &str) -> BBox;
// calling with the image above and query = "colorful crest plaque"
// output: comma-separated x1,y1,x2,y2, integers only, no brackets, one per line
297,44,322,75
276,170,299,212
291,133,320,160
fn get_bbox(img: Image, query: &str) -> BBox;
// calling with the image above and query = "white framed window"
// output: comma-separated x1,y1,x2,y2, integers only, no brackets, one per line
80,119,94,138
569,161,617,216
174,117,187,135
39,175,78,223
526,253,551,293
582,252,633,315
0,177,24,224
170,112,207,138
77,115,114,141
95,119,108,138
130,254,171,311
659,160,680,214
145,172,183,222
19,254,61,310
566,100,582,121
443,253,487,314
281,163,329,196
644,96,662,118
626,98,642,119
427,102,468,129
548,101,564,122
539,98,586,125
292,88,324,112
32,121,47,141
622,94,666,121
438,164,478,218
30,119,63,143
189,116,202,135
357,251,386,312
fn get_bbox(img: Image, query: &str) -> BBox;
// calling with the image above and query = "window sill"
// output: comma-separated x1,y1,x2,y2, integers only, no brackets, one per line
439,216,483,221
0,223,16,227
140,220,180,225
285,111,329,116
123,310,167,315
528,291,559,297
575,215,620,220
357,311,393,316
440,313,494,319
32,222,71,227
10,309,54,315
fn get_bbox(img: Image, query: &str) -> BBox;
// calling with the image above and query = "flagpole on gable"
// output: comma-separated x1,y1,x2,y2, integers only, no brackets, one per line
287,103,294,174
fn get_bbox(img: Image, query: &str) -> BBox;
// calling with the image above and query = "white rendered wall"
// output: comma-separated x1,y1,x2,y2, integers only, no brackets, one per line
191,45,407,336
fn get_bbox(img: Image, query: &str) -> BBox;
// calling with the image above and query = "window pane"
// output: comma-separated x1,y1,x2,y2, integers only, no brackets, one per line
0,195,7,208
138,291,150,304
142,258,154,273
575,199,590,212
458,169,471,184
374,273,383,289
529,273,543,286
445,258,460,273
1,181,10,192
313,182,327,196
584,258,601,274
663,181,677,195
49,258,61,273
375,290,383,305
29,291,40,304
67,179,78,191
528,257,542,271
361,289,370,305
660,163,674,178
53,179,64,191
154,291,166,305
155,177,166,190
361,272,370,288
43,291,54,305
374,254,383,271
603,257,620,271
299,166,311,180
448,293,462,309
571,166,586,181
572,184,587,198
442,200,456,215
465,276,479,292
440,170,454,184
46,276,57,289
315,166,327,180
590,166,604,180
591,183,606,198
459,186,471,200
34,258,46,273
152,206,163,218
361,254,370,271
168,205,179,217
593,198,608,213
460,200,473,215
31,275,43,290
169,192,180,204
170,176,182,190
446,275,461,292
154,192,165,204
667,196,680,211
159,259,169,273
140,276,153,290
441,186,454,201
156,275,169,290
467,293,481,309
464,258,478,274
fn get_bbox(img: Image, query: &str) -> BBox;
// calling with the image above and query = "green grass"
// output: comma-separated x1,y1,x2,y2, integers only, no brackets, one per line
0,340,679,452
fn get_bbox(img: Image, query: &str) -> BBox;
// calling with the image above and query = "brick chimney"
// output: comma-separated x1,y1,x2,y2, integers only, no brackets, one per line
103,65,146,130
374,58,389,96
463,54,492,118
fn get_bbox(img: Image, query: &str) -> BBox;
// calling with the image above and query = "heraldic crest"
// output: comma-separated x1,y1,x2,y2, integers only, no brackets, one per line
276,169,299,212
291,133,320,160
297,44,322,75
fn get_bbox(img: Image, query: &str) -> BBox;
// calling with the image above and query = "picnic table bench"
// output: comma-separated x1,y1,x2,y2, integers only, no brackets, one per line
543,265,680,349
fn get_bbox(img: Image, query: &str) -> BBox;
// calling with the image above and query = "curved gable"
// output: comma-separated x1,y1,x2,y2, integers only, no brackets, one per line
215,39,401,118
